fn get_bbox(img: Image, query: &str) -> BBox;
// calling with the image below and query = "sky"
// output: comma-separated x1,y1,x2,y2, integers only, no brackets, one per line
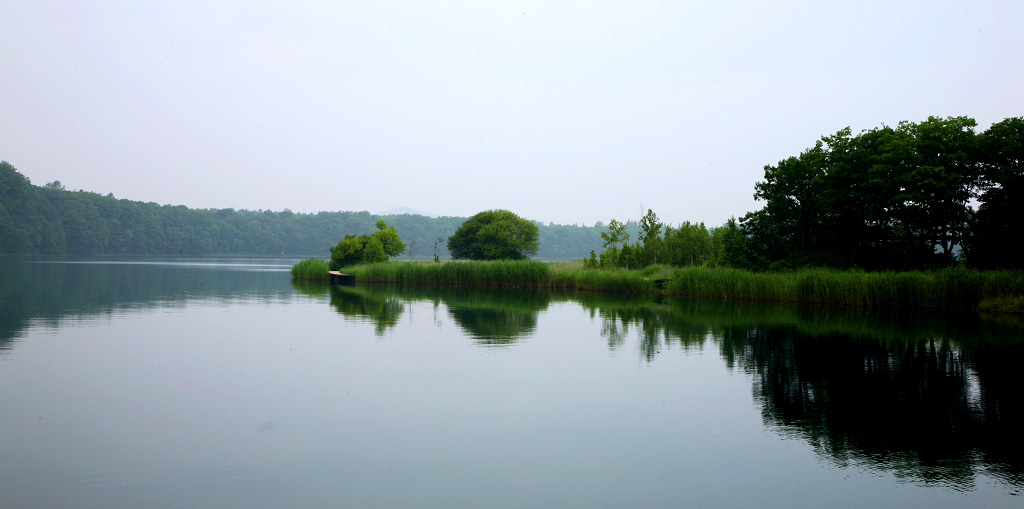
2,1,1022,227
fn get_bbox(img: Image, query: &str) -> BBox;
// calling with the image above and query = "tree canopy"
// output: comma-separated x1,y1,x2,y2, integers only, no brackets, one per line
741,116,1022,270
329,220,406,269
447,210,539,260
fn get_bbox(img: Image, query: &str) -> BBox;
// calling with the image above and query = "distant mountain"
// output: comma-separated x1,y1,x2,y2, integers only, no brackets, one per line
378,207,437,217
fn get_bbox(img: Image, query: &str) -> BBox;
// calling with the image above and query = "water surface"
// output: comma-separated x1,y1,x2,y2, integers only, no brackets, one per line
1,256,1021,507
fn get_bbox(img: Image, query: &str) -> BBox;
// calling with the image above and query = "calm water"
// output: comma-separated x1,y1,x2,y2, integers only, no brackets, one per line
1,256,1022,508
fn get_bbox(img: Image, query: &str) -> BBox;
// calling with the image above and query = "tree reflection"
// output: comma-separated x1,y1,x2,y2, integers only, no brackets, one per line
0,256,298,351
719,325,1024,489
326,284,550,345
327,286,404,336
437,286,548,347
447,308,537,346
576,293,1024,489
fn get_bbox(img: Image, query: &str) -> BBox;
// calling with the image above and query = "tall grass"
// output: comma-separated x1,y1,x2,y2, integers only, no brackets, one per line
668,267,793,302
347,260,552,287
290,257,330,281
550,267,654,293
669,266,1021,310
312,258,1023,312
344,260,654,293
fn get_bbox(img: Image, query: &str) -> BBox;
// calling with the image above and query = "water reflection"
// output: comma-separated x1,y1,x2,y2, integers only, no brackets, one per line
573,294,1024,491
327,285,405,336
323,285,1024,490
5,257,1022,493
0,255,301,352
322,284,549,345
722,327,1024,490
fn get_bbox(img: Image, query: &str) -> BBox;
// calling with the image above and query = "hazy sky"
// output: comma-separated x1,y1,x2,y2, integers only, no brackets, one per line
2,1,1022,227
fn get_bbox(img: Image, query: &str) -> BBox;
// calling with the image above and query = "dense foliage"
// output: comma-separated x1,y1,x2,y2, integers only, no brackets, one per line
741,116,1023,270
447,209,540,260
0,162,603,259
329,220,406,269
585,211,747,271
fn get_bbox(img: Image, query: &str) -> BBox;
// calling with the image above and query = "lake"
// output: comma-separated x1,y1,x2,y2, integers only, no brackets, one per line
1,256,1022,507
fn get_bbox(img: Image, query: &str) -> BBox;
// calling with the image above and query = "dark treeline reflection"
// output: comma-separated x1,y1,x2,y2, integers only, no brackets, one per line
0,256,298,351
724,327,1024,490
573,294,1024,490
325,283,1024,489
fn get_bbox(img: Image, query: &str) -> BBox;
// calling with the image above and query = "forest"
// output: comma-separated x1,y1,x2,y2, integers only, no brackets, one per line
0,160,606,259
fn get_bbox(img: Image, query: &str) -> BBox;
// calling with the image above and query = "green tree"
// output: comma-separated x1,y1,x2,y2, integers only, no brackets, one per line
638,209,663,266
329,235,366,269
600,219,629,249
362,236,387,263
745,116,992,270
894,116,979,264
969,117,1024,268
328,220,406,269
371,219,406,259
713,218,749,268
664,221,713,267
447,210,539,260
433,237,444,263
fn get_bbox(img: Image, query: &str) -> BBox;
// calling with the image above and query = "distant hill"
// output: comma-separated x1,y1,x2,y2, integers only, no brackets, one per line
0,161,603,259
378,207,437,217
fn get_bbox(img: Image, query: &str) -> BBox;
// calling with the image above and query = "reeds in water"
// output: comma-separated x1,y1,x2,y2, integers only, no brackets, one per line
346,260,552,288
290,258,330,281
550,267,654,293
301,257,1023,311
669,266,1020,310
344,261,654,293
667,267,793,302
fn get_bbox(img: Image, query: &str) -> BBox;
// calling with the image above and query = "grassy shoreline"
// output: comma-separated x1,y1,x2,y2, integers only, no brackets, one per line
293,259,1024,312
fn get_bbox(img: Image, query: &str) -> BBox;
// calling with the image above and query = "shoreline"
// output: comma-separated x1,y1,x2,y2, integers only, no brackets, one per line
293,259,1024,314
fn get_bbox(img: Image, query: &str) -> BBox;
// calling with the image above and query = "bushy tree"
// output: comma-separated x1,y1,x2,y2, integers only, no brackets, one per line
329,220,406,269
362,236,387,263
447,210,539,260
329,235,367,269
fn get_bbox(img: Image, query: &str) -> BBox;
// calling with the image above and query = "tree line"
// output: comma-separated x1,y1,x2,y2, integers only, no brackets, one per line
583,211,748,270
587,115,1021,271
0,161,604,259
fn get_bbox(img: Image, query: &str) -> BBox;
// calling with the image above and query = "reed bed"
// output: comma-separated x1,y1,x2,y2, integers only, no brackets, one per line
343,261,653,293
669,266,1022,310
792,269,937,308
290,257,330,281
550,267,654,293
346,260,552,288
668,267,794,302
295,258,1023,311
